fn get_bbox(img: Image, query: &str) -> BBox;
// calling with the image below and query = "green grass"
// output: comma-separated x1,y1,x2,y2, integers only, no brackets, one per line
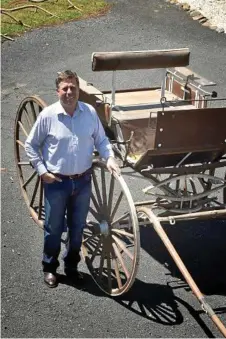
1,0,110,37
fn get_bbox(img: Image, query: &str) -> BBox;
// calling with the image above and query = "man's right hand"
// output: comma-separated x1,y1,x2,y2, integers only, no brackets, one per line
41,172,62,184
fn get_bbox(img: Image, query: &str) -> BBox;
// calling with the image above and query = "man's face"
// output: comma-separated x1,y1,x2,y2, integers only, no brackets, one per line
57,78,79,108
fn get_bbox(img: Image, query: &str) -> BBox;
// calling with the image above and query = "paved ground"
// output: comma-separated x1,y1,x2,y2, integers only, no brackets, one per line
1,0,226,338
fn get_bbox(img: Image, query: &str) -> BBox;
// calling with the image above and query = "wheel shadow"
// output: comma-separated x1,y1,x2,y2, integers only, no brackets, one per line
58,272,217,337
58,272,183,325
139,218,226,296
114,279,183,326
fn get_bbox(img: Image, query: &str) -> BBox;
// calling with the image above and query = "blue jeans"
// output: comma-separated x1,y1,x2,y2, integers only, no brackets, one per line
42,171,91,273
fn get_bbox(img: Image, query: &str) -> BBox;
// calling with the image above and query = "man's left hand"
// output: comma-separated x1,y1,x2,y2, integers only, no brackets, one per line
106,156,121,175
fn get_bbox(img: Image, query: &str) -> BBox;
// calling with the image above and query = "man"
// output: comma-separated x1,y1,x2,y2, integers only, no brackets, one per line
25,70,119,288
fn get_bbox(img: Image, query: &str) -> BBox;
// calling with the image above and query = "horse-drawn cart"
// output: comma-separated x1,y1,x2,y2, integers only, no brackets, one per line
14,48,226,336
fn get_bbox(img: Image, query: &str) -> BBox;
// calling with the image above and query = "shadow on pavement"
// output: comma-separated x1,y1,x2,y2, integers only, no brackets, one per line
139,218,226,296
58,273,216,337
115,279,183,326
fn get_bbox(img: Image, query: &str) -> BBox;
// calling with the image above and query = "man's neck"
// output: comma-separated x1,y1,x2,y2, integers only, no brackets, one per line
61,102,78,116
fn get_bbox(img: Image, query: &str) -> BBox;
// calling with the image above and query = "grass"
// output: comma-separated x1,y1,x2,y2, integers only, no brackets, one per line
1,0,110,38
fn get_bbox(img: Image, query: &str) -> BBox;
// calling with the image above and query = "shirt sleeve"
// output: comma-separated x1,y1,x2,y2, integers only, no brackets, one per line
92,109,114,160
24,113,48,176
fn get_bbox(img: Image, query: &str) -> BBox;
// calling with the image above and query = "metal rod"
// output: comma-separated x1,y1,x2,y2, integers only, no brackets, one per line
135,208,226,225
108,71,116,127
166,97,226,104
161,69,166,99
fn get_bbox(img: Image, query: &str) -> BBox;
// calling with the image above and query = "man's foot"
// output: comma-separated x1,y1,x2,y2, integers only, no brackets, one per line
65,269,84,285
44,272,58,288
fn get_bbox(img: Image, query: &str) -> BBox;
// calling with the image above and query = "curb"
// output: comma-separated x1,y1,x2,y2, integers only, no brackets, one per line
165,0,225,34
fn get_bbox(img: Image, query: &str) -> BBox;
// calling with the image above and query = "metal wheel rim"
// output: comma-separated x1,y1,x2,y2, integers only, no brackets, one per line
14,96,47,228
82,160,140,296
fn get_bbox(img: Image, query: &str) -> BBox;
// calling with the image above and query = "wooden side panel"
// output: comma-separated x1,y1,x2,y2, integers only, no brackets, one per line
154,107,226,152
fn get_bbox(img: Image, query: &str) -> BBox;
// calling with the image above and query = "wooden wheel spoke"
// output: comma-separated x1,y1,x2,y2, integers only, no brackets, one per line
83,238,97,255
108,174,115,216
101,167,107,207
29,176,40,207
18,161,31,166
111,245,122,289
92,171,103,206
38,180,43,220
18,121,29,137
112,243,130,279
90,237,102,263
91,192,102,214
112,228,134,239
198,177,208,190
106,244,112,291
23,106,33,128
112,234,134,260
29,101,37,122
111,212,130,227
22,170,37,188
89,206,101,221
16,140,25,148
83,233,99,244
189,178,197,194
98,240,106,278
110,191,123,221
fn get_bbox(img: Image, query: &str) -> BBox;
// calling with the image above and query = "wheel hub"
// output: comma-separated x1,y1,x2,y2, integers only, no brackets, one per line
99,220,109,237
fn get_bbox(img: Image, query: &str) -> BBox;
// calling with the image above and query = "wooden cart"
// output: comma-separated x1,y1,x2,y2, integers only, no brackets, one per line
14,48,226,337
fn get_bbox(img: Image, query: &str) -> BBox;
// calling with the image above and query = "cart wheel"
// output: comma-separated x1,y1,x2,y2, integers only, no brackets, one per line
144,167,224,213
224,171,226,205
14,96,47,228
82,160,140,296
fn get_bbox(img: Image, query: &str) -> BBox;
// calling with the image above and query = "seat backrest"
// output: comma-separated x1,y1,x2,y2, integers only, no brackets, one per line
92,48,190,71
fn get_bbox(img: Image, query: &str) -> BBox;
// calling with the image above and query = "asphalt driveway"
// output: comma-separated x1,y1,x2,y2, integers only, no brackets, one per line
1,0,226,337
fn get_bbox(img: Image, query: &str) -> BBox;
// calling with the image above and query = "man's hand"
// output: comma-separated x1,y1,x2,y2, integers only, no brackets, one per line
106,157,121,175
41,172,62,184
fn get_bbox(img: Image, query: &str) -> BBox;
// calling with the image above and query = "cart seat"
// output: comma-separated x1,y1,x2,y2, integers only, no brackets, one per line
110,88,192,121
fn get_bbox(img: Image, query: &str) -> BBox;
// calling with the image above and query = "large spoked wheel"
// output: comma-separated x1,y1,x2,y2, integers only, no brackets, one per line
82,160,140,296
14,96,47,228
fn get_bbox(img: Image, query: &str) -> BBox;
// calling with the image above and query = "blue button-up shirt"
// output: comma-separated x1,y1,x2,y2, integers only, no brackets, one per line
25,101,114,176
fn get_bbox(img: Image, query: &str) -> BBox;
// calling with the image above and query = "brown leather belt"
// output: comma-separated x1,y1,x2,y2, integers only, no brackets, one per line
54,168,91,180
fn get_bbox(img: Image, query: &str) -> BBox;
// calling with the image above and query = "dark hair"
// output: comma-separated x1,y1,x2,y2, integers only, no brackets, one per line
55,70,79,89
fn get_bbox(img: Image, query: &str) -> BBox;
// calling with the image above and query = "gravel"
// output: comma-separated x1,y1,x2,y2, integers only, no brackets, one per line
175,0,226,33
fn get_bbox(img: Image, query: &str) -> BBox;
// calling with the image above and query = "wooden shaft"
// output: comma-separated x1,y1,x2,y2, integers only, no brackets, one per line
137,206,226,337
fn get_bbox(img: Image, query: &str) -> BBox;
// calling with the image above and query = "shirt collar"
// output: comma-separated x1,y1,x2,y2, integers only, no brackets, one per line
56,101,83,117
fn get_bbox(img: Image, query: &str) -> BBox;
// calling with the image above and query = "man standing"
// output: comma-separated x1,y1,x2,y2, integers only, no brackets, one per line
25,70,119,288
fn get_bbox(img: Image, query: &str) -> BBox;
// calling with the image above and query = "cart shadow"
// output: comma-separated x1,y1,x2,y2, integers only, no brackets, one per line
139,218,226,296
114,279,217,338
